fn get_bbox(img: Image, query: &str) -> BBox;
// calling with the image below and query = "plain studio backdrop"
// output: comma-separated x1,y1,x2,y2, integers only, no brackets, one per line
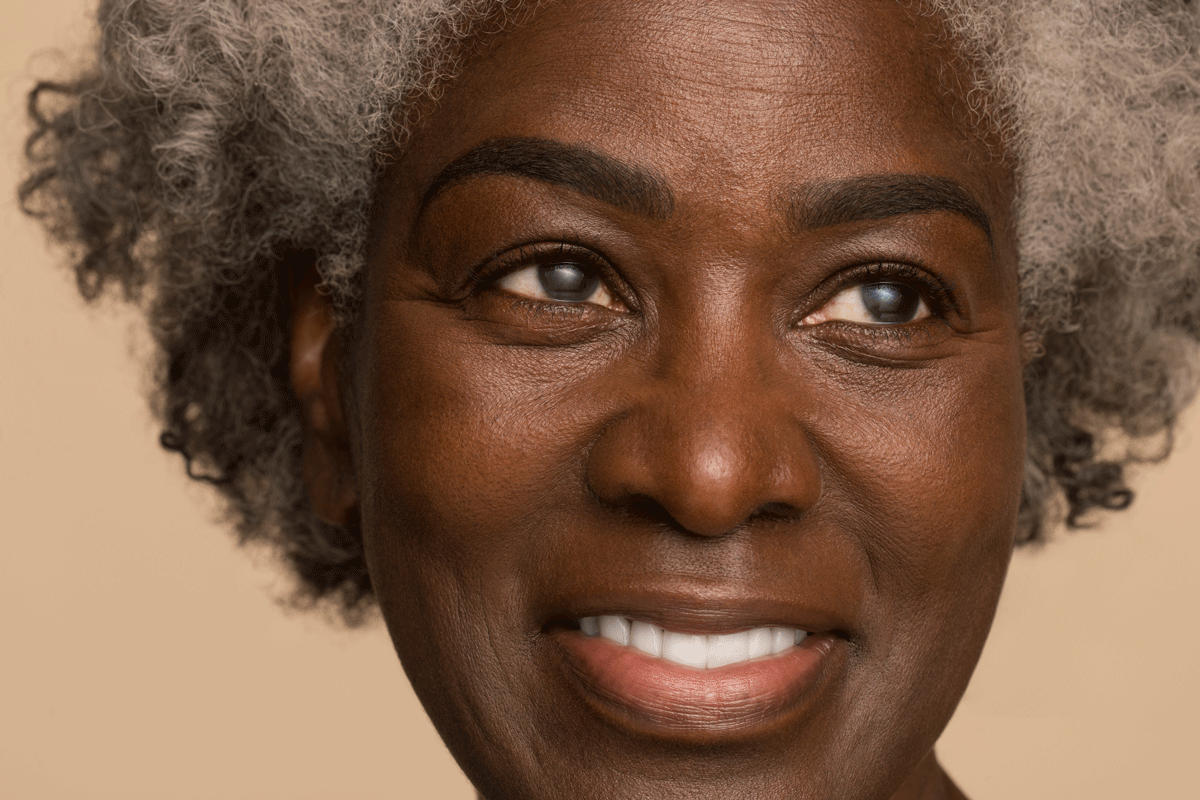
2,2,1197,798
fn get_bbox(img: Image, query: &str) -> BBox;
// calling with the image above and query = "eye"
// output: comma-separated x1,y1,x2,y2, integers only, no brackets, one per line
802,282,930,326
495,262,620,309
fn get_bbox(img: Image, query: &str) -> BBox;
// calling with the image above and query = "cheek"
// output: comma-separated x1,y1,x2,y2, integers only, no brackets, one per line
817,345,1025,686
353,305,583,777
817,344,1024,557
354,302,605,649
359,326,524,606
787,345,1025,763
896,359,1025,586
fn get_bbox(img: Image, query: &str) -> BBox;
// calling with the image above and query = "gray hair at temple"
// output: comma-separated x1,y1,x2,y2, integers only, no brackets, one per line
19,0,1200,620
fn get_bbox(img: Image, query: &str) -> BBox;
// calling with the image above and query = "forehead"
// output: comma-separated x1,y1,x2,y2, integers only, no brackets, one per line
397,0,1006,226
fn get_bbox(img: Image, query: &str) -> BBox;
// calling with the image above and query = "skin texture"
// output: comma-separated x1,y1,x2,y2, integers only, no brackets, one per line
292,1,1025,797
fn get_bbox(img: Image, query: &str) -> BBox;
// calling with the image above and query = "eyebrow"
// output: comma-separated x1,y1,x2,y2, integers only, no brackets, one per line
419,136,676,220
419,138,991,245
788,175,993,245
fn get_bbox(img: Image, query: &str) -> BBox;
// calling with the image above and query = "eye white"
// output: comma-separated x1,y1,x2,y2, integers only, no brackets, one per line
801,283,930,326
496,264,619,308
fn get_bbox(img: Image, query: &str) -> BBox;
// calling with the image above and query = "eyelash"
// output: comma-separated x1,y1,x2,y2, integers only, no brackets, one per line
488,241,591,274
472,240,623,299
471,244,958,331
834,262,957,314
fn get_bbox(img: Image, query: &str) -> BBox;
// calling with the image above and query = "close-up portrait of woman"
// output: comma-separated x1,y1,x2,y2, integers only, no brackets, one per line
3,0,1199,798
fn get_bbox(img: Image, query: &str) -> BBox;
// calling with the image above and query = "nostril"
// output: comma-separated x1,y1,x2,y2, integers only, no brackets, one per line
613,498,803,529
616,494,686,529
754,501,801,521
601,492,764,538
584,392,822,538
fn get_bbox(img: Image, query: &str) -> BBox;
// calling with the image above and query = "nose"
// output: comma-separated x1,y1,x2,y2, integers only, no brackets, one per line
585,335,822,538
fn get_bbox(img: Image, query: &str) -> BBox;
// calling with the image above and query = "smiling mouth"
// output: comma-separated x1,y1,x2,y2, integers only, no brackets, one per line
555,615,833,737
579,615,809,669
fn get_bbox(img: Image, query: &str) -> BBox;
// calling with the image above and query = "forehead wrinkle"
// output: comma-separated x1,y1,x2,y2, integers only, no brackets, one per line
559,2,863,96
635,22,859,96
587,9,953,147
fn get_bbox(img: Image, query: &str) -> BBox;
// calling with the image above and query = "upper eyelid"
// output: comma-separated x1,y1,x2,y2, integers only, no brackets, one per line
476,241,606,280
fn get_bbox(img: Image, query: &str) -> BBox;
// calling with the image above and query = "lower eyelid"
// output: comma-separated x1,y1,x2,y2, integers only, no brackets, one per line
805,317,952,360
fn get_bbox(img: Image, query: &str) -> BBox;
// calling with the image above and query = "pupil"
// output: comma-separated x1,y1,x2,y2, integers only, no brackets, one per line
538,263,600,302
861,283,920,323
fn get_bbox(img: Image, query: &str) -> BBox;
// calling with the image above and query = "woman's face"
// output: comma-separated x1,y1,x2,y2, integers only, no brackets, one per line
348,0,1024,797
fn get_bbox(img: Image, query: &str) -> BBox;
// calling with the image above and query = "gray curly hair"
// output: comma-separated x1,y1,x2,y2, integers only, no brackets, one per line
20,0,1200,621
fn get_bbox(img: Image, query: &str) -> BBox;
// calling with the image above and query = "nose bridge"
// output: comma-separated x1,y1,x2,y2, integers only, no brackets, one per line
585,294,822,537
660,307,774,454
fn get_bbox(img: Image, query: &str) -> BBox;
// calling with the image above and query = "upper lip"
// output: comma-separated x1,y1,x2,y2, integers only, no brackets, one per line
538,583,857,638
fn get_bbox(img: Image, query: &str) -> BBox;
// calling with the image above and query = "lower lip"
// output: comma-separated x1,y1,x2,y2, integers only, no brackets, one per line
555,629,834,738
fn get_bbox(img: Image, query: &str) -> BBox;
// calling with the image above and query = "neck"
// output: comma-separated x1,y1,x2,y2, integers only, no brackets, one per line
888,751,969,800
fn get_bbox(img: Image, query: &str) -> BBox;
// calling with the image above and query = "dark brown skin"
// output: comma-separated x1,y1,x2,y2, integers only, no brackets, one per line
291,1,1025,797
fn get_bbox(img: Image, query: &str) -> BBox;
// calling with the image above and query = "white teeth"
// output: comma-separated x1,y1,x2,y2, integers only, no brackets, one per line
598,615,630,646
629,620,663,658
662,630,708,668
705,630,750,669
578,616,808,669
746,626,773,659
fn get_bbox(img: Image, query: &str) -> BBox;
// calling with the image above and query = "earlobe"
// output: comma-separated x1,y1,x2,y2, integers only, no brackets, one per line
289,264,359,527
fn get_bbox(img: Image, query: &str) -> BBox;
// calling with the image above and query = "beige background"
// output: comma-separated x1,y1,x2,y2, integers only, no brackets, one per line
2,2,1197,797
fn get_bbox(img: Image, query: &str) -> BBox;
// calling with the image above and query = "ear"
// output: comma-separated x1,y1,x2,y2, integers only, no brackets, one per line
289,263,359,527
